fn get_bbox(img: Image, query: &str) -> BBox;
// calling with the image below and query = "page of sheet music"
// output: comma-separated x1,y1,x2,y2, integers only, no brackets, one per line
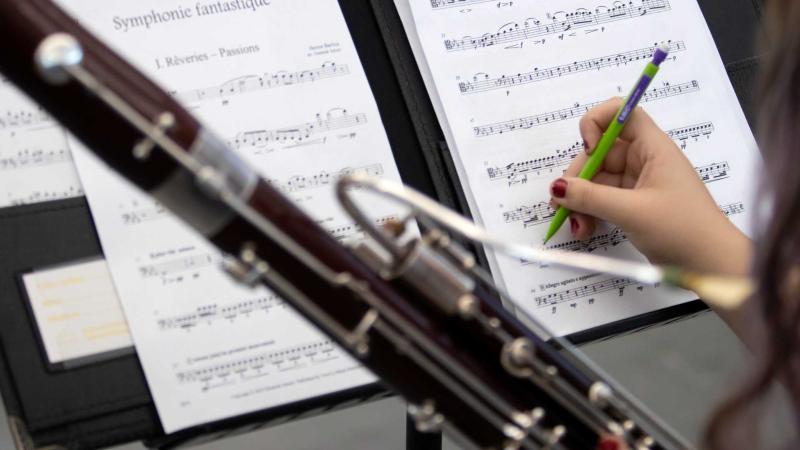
0,80,82,207
402,0,761,336
57,0,406,432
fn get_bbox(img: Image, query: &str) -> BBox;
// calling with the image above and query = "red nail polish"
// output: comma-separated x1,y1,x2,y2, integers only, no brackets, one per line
597,437,620,450
552,179,567,198
583,140,589,150
570,217,579,235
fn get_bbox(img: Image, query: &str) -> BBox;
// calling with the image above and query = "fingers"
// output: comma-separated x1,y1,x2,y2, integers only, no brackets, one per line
564,150,589,178
550,176,640,225
565,138,630,177
579,98,659,152
549,172,620,241
570,212,596,241
597,435,628,450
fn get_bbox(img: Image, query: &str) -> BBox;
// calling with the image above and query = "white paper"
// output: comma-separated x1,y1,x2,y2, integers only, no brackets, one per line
58,0,406,432
402,0,761,336
0,80,83,207
22,259,132,365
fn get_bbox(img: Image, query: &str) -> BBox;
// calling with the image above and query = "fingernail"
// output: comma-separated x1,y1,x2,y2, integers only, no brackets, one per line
551,178,567,198
570,217,579,235
583,140,589,150
597,437,620,450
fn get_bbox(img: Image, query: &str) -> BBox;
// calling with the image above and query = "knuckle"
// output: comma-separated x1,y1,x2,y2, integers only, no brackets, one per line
633,105,649,120
576,182,594,209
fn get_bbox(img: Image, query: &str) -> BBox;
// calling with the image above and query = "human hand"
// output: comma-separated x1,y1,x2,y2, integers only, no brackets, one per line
597,435,628,450
548,98,751,275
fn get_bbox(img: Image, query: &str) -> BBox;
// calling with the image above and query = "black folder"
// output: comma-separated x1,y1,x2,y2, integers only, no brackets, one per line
0,0,763,448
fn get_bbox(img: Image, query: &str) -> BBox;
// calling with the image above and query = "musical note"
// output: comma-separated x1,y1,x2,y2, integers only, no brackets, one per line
431,0,499,9
173,62,350,105
444,0,671,51
486,122,715,186
696,161,729,183
158,295,285,331
474,80,699,137
667,121,715,149
325,215,398,242
720,202,745,217
6,186,83,206
268,164,384,194
139,252,216,285
503,202,555,228
460,41,686,94
503,162,730,228
545,228,629,254
176,340,341,390
521,201,745,265
533,277,641,308
0,84,83,208
0,148,72,170
119,201,168,226
506,161,732,231
0,108,53,131
230,108,367,150
487,142,582,186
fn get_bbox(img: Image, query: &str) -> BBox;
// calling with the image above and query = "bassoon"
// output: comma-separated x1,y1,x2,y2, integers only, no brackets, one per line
0,1,737,448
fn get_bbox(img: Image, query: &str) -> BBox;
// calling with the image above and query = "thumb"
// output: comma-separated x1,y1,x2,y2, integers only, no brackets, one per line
551,177,640,226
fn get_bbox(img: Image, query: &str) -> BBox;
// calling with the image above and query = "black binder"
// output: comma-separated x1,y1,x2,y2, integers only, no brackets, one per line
0,0,764,448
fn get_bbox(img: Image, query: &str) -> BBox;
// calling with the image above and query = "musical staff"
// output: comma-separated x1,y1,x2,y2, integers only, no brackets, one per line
697,161,729,183
503,202,555,228
521,201,745,266
120,202,167,226
460,41,685,94
174,62,349,105
444,0,671,51
177,340,340,389
269,164,384,194
139,252,216,284
720,202,745,217
488,142,582,186
6,186,83,206
231,108,367,150
507,159,732,231
0,148,72,170
326,215,397,242
431,0,498,9
474,80,699,137
158,295,285,330
534,277,641,308
486,122,715,186
668,122,714,149
0,108,52,131
546,228,628,254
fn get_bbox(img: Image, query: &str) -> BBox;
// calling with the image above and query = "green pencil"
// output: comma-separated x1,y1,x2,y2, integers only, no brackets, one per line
543,42,671,244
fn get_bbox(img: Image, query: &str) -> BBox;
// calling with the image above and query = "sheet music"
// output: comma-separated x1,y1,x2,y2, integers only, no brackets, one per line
57,0,406,432
0,80,83,207
400,0,761,335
